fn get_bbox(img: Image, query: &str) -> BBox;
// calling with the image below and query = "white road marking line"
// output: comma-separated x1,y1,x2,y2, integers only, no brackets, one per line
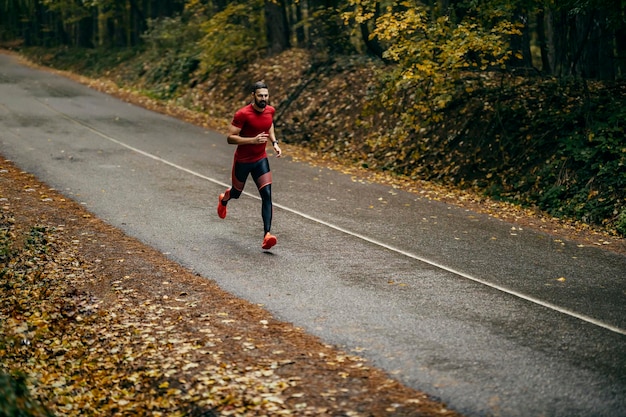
45,101,626,337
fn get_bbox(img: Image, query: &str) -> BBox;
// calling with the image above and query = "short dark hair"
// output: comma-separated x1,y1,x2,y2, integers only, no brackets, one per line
251,81,268,93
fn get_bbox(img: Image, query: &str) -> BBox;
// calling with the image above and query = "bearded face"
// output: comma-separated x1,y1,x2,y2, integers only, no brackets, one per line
253,88,269,109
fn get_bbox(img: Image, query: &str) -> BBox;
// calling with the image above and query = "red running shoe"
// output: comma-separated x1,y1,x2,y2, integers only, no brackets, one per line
217,193,227,219
262,233,277,250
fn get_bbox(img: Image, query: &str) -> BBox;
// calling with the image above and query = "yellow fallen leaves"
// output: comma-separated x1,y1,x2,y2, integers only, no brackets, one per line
0,211,301,416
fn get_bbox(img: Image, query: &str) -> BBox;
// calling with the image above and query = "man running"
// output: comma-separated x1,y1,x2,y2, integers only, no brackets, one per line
217,81,282,250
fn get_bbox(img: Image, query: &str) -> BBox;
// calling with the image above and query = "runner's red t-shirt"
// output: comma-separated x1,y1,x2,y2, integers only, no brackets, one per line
231,104,276,163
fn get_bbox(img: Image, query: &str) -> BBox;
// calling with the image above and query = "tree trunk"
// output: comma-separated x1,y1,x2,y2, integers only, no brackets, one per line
293,0,307,47
97,4,107,47
536,9,552,74
509,9,533,72
128,0,146,46
125,0,132,46
76,16,93,48
569,10,595,77
360,22,387,61
265,0,291,55
358,1,387,61
550,8,569,77
616,22,626,79
595,11,615,80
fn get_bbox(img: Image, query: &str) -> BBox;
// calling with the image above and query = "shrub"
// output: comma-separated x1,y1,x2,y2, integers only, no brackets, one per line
0,371,53,417
139,15,203,99
198,0,264,75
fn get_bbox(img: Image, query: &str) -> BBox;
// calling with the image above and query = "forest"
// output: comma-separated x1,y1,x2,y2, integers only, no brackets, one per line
1,0,625,235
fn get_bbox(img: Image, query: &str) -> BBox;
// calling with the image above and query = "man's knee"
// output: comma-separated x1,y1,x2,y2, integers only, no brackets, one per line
259,184,272,201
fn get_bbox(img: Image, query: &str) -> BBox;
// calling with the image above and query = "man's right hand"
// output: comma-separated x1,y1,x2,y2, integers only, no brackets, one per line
255,133,269,144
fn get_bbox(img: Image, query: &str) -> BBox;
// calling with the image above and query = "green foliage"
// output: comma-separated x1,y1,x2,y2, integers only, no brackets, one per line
198,0,265,75
458,79,626,230
143,15,202,51
415,78,625,235
140,15,203,99
530,92,626,228
102,0,265,99
0,371,53,417
307,5,357,57
25,226,50,255
20,46,139,76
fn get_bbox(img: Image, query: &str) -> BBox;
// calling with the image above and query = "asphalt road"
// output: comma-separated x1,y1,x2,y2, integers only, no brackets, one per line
1,53,625,417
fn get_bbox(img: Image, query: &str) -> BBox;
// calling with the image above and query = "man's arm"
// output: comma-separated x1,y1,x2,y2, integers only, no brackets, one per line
227,124,269,145
268,123,282,157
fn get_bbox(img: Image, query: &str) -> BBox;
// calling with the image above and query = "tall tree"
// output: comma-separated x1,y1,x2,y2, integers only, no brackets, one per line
265,0,291,54
357,1,388,59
